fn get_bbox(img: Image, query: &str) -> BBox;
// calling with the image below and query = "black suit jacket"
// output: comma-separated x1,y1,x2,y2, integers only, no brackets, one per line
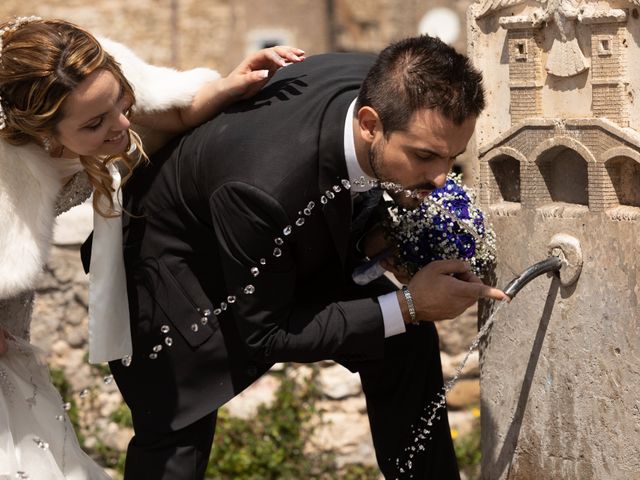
95,53,395,432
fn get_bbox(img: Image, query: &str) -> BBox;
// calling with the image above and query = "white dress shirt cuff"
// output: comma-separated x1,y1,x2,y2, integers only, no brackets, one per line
379,292,406,338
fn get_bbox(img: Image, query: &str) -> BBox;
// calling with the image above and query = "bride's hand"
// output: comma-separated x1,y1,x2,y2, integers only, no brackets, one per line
222,45,306,101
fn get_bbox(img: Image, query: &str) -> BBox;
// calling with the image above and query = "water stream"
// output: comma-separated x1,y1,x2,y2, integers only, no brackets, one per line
394,299,509,478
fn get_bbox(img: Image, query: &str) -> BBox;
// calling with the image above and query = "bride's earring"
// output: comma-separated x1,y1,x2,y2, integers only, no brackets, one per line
42,137,51,152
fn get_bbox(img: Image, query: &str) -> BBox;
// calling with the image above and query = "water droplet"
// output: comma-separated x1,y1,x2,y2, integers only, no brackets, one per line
295,217,305,226
251,267,260,277
160,325,170,334
165,337,173,347
121,355,132,367
260,258,267,265
103,375,114,385
274,237,284,246
244,285,255,295
149,353,158,360
273,247,282,257
191,323,199,332
320,195,328,204
227,295,236,304
283,225,292,236
153,344,163,353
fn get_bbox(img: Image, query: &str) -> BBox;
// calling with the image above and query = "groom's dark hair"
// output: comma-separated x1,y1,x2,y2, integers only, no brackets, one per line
356,34,485,134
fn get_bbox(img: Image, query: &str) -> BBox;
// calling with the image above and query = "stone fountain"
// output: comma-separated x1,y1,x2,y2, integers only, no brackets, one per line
468,1,640,478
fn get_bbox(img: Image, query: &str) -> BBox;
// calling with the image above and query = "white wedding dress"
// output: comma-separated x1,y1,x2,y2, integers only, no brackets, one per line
0,169,111,480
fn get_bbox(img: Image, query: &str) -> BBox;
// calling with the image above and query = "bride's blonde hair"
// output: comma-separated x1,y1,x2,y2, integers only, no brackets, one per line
0,18,146,217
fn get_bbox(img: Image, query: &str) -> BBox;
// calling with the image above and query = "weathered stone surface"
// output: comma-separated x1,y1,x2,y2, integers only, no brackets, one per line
318,363,362,399
470,2,640,477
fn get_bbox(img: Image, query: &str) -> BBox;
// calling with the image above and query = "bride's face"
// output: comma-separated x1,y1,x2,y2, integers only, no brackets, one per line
55,69,132,158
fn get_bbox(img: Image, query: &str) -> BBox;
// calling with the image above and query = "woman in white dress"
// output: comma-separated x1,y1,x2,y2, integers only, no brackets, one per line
0,17,303,479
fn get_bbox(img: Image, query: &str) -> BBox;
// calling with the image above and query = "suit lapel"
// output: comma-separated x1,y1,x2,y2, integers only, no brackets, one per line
318,91,357,266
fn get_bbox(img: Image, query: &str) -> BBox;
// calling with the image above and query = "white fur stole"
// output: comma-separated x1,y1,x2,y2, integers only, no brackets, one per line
0,38,219,299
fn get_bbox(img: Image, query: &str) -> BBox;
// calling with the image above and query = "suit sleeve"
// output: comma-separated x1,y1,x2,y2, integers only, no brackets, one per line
209,182,386,364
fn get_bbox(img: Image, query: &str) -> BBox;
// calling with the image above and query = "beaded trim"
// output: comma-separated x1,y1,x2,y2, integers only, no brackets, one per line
0,16,42,130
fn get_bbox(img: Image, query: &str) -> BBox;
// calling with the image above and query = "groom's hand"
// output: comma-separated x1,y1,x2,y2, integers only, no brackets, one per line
399,259,508,323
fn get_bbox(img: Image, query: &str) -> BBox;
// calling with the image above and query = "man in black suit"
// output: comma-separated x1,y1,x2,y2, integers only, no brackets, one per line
107,35,506,479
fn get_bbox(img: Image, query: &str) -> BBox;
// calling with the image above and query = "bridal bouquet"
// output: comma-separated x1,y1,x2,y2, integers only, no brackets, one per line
383,173,496,277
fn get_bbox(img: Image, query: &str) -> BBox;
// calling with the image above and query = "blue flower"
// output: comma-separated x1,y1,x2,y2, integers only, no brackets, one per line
384,174,496,276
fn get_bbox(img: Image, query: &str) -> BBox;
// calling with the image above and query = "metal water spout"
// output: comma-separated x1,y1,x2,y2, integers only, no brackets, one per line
503,233,583,299
503,255,562,299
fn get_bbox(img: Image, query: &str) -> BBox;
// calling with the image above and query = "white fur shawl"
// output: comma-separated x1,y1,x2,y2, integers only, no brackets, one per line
0,38,219,299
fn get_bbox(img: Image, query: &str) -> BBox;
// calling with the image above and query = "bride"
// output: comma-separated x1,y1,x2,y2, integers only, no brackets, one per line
0,17,303,479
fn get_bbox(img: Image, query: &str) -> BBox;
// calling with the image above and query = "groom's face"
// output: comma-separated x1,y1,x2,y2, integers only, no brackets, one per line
363,107,476,207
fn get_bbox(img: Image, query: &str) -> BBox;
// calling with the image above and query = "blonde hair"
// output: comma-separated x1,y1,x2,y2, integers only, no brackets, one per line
0,18,146,217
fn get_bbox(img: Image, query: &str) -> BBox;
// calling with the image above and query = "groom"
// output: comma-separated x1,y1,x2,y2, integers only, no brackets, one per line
103,35,506,478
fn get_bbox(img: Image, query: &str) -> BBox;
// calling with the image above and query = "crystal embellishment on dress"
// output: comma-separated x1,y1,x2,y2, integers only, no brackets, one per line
283,225,292,236
152,345,163,353
121,355,132,367
103,375,114,385
244,285,255,295
160,325,170,334
251,267,260,277
227,295,236,304
295,217,305,226
149,353,158,360
273,247,282,257
165,337,173,347
191,324,199,332
33,437,50,450
274,237,284,246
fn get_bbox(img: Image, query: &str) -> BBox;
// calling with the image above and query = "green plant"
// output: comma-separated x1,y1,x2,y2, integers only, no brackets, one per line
109,402,133,428
453,418,481,480
206,365,338,479
49,366,83,444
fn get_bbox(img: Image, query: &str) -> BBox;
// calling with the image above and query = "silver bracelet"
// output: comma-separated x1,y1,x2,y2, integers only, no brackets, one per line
401,286,417,324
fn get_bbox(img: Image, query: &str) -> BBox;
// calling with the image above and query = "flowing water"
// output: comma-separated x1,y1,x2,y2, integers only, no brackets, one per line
393,299,509,478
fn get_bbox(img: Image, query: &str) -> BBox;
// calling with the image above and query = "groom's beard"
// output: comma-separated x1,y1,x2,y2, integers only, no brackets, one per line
368,141,436,209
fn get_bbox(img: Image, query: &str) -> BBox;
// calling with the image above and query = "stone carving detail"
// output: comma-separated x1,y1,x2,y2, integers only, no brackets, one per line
477,0,589,77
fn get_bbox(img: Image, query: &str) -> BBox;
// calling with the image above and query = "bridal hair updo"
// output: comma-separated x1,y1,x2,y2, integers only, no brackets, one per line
0,17,144,216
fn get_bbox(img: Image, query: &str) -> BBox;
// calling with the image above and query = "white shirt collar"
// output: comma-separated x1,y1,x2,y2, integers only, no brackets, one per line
343,98,376,192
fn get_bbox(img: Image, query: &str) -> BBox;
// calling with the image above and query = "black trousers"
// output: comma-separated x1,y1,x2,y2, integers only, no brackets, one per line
122,322,459,480
353,322,460,479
